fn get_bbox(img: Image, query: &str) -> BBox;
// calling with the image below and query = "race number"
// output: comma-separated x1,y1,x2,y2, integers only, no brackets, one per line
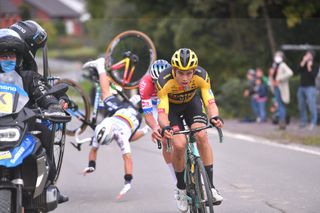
0,92,13,113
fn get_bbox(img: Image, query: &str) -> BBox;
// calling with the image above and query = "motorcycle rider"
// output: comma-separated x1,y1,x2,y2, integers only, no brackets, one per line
1,25,69,203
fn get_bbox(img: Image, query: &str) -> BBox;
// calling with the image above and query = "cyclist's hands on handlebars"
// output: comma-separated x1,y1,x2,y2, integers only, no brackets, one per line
59,98,69,110
210,116,224,128
48,104,65,113
151,126,162,142
161,126,174,139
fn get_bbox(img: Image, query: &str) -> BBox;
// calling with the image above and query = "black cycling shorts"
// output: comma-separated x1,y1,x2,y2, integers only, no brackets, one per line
169,94,208,131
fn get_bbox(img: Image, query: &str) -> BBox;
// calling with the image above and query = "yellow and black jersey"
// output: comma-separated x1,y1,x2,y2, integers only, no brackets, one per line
156,66,215,113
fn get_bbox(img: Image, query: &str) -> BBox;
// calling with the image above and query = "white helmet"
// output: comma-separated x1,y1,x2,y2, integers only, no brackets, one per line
150,59,171,80
95,118,114,145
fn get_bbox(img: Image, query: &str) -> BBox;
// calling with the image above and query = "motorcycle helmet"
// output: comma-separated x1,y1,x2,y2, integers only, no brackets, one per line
0,29,25,73
10,20,47,58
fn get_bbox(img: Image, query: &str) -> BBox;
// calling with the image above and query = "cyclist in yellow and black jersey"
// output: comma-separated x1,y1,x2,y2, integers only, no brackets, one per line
157,65,214,110
156,48,223,212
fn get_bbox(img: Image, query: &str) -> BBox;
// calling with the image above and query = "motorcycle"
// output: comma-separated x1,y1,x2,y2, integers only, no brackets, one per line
0,71,70,213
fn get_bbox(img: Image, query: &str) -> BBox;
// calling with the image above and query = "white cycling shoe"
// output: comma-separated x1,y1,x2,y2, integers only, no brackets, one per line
174,188,188,212
82,57,106,74
211,188,223,204
116,183,131,200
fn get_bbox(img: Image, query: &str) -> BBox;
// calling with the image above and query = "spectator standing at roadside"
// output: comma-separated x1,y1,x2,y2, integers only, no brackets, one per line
297,50,319,130
256,67,269,85
243,69,258,121
269,51,293,130
253,77,268,122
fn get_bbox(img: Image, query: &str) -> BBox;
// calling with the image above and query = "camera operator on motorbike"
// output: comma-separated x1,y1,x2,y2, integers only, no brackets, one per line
3,22,69,203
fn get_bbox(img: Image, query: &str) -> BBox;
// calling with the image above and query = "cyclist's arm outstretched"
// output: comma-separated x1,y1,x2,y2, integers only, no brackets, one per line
82,147,98,175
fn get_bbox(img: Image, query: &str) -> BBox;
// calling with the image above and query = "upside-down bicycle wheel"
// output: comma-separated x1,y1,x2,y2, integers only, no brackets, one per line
56,79,91,136
105,30,157,89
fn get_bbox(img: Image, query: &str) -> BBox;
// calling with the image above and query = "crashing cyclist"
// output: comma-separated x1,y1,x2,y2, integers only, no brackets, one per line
138,59,176,183
82,58,150,199
156,48,224,212
9,20,69,203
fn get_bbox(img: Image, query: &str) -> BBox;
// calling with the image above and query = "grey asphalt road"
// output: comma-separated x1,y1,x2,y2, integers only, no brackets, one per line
53,128,320,213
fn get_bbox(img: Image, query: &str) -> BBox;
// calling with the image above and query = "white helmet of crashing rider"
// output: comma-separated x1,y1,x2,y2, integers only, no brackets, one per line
95,117,115,145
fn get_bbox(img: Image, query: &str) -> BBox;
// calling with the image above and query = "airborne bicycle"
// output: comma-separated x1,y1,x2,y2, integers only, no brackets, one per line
55,30,156,138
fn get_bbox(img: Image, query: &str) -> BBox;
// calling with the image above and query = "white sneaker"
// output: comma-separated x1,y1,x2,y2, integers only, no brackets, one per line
211,188,223,204
82,57,106,74
174,188,188,212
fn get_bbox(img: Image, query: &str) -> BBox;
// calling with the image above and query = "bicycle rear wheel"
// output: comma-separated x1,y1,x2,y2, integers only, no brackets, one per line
195,158,214,213
56,79,91,136
105,30,157,89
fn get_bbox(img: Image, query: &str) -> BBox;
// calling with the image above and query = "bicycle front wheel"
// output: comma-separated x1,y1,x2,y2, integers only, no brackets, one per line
105,30,157,89
195,158,214,213
52,124,66,183
56,79,91,136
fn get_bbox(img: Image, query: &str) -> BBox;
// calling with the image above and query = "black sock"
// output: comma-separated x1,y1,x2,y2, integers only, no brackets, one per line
175,170,186,189
124,174,133,184
205,165,214,188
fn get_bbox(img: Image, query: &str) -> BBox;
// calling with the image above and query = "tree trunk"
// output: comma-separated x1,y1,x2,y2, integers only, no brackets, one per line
262,0,276,55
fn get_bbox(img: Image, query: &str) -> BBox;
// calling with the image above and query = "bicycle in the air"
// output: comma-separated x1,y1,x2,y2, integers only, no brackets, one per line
55,30,157,149
159,124,223,213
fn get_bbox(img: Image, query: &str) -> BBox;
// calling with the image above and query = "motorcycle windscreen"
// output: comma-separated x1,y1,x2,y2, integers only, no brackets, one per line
0,71,29,117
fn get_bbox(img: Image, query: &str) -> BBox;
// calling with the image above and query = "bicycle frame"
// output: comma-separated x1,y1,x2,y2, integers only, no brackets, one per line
109,57,136,85
107,51,139,88
166,125,222,212
91,81,102,128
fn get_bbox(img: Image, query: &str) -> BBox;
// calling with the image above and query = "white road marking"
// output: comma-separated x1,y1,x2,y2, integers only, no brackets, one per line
208,129,320,157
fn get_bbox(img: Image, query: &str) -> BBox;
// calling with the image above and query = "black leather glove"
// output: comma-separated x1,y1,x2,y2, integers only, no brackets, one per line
161,126,173,137
48,104,64,113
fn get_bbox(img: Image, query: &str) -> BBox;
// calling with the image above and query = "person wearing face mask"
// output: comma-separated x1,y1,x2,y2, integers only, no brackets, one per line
0,27,69,204
297,50,319,130
269,51,293,130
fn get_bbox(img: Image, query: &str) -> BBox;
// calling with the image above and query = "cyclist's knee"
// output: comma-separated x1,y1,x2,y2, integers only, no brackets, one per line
173,144,185,153
123,153,132,159
195,130,208,141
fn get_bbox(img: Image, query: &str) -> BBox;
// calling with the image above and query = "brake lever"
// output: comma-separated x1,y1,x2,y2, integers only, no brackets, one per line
215,126,223,143
156,140,162,149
